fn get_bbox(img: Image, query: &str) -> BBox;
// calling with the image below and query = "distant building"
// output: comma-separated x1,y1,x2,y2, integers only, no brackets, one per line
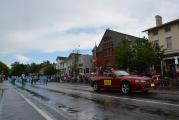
78,54,93,75
39,60,50,74
143,15,179,72
56,57,67,77
67,53,92,76
93,29,139,70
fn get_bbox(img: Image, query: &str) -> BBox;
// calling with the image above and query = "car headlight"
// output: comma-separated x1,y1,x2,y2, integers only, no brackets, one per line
135,79,146,83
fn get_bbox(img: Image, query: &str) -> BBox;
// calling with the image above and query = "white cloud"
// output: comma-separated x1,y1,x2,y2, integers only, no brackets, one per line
0,0,178,55
15,55,31,64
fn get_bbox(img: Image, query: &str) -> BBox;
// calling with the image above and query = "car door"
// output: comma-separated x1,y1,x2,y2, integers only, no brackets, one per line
102,74,115,89
112,76,123,90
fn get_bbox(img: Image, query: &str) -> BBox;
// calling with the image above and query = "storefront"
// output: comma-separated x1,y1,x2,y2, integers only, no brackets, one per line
162,53,179,77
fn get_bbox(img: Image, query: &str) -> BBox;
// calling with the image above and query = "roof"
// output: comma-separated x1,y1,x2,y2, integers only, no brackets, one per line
143,18,179,32
97,29,140,52
56,56,67,61
67,53,92,60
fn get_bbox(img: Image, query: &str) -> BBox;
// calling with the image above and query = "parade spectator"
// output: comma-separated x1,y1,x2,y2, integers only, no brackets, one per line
21,74,26,86
171,66,177,80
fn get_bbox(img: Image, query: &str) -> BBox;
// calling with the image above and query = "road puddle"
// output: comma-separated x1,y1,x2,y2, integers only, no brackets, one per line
58,105,79,113
18,86,80,115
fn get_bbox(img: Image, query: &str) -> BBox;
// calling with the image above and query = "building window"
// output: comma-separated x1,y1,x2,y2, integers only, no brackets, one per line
79,68,82,73
79,64,83,67
165,26,171,32
152,30,158,35
107,48,110,56
86,68,89,73
109,48,112,56
152,40,159,48
165,37,172,49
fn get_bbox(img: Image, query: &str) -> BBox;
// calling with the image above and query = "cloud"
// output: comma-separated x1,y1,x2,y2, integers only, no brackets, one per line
15,55,31,64
0,0,178,56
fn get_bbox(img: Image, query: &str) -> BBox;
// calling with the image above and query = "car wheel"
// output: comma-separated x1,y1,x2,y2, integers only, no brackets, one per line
121,81,131,94
93,82,100,92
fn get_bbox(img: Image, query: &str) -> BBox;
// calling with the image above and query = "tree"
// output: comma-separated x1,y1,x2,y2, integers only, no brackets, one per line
29,63,40,74
69,51,80,76
11,62,27,76
115,39,133,70
43,65,57,76
115,38,165,75
0,61,9,76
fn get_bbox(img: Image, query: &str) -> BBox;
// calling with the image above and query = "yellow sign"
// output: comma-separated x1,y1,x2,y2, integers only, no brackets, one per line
151,83,155,87
104,80,111,85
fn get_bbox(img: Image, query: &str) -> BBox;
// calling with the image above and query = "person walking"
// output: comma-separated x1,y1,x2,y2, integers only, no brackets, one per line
21,74,26,86
44,76,48,85
31,76,34,85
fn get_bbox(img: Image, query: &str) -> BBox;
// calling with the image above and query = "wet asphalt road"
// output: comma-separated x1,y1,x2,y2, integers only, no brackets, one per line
1,81,179,120
0,83,45,120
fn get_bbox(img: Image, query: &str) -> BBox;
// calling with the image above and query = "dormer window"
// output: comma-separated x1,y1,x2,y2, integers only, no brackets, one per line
165,26,171,32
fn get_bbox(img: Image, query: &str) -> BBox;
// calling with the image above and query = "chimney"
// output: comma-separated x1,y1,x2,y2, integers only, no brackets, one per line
155,15,162,26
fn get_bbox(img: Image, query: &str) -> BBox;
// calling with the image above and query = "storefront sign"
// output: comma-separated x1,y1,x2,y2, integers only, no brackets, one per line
175,57,178,65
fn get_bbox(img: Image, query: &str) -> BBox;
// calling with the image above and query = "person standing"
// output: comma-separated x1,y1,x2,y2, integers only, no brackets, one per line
172,66,177,80
21,74,26,86
44,76,48,85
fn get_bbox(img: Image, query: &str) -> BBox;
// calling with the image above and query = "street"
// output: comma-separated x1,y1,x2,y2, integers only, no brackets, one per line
1,81,179,120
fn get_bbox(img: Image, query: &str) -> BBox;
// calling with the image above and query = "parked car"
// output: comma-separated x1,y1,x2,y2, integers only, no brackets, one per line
90,70,155,94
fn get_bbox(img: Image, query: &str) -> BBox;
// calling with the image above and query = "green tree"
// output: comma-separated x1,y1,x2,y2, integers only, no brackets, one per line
11,62,27,76
29,63,40,74
44,65,57,76
115,38,165,75
0,61,9,76
115,39,133,70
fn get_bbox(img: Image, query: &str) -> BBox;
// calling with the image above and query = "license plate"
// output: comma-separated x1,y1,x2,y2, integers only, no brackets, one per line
104,80,111,85
151,83,155,87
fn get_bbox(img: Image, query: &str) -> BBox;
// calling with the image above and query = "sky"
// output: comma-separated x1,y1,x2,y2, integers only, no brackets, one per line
0,0,179,67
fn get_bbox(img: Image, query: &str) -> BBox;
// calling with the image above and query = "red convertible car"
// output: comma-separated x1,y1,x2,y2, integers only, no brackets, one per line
90,70,155,94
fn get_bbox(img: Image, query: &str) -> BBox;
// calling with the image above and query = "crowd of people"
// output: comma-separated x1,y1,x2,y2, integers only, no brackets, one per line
8,74,49,86
54,74,91,83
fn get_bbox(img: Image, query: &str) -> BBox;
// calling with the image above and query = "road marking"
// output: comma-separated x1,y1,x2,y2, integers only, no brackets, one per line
15,90,54,120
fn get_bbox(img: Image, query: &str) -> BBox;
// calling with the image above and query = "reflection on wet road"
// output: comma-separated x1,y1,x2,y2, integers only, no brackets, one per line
17,83,179,120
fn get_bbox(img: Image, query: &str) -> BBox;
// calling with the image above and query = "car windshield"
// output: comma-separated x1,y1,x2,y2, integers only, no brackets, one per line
114,70,130,76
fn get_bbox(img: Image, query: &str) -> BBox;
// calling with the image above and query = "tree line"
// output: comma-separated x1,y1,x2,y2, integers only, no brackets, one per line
0,61,57,77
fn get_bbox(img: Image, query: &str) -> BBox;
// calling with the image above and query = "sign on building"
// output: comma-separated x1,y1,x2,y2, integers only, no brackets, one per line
175,57,178,65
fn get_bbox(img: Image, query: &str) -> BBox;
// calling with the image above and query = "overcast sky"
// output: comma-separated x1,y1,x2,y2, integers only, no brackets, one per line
0,0,179,66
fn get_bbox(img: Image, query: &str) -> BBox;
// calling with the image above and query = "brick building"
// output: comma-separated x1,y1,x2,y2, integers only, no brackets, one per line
93,29,139,70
